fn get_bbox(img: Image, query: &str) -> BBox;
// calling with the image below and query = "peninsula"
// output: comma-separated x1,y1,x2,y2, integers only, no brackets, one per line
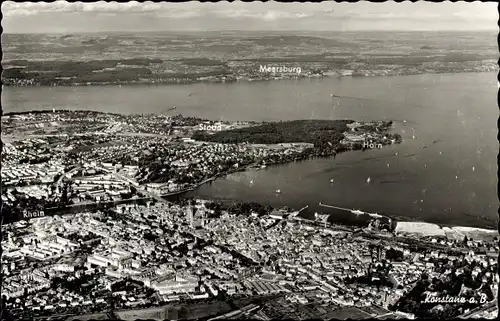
2,110,400,224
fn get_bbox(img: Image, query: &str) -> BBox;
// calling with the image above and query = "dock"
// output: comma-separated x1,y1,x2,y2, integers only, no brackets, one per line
290,205,308,217
318,202,352,212
298,205,309,213
316,214,330,223
318,202,388,220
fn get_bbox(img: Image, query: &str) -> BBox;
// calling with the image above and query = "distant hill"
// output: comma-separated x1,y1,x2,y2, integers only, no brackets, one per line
2,31,497,86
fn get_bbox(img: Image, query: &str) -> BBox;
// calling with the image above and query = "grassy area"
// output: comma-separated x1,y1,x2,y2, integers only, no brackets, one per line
192,119,352,146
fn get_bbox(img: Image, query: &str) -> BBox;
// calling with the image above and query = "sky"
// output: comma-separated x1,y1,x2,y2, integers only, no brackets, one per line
2,1,498,33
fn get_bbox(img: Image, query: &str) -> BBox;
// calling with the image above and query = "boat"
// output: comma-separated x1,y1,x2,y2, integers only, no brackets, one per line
351,209,364,215
330,179,334,183
250,180,254,184
275,189,281,194
260,165,267,169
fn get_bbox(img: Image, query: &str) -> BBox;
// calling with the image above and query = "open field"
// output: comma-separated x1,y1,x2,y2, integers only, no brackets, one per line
396,222,497,241
2,31,497,86
113,301,232,320
395,222,447,238
444,226,498,242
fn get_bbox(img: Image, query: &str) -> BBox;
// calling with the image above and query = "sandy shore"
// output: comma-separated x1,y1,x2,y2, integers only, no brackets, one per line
396,221,497,240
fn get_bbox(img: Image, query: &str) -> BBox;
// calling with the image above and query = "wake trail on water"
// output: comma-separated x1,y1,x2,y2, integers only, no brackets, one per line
404,153,417,158
390,84,494,96
335,152,404,166
461,212,496,223
380,180,400,184
392,119,418,125
331,94,427,109
320,167,347,174
362,155,393,161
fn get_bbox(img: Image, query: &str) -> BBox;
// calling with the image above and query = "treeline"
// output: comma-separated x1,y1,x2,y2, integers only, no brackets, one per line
246,35,347,47
155,69,232,80
230,52,495,69
3,63,232,86
236,55,351,64
353,53,496,65
3,67,153,85
175,197,272,217
392,268,495,318
3,109,122,117
2,58,162,85
205,201,272,217
176,58,227,66
192,119,352,146
3,58,162,69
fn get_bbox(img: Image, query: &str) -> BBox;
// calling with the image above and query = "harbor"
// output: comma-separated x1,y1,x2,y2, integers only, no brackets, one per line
314,202,393,230
318,202,388,220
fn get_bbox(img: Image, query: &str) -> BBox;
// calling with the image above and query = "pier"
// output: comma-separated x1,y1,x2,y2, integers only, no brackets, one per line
297,205,309,214
318,202,353,212
318,202,388,220
289,205,308,218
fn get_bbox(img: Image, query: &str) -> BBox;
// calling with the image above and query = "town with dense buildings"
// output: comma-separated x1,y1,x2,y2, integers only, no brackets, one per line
1,110,498,320
2,201,498,320
1,110,400,222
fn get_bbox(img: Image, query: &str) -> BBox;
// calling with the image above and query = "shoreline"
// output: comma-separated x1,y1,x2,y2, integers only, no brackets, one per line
4,173,497,236
8,192,497,237
159,161,261,197
160,162,498,234
2,69,497,88
296,213,498,237
7,133,494,232
3,110,496,235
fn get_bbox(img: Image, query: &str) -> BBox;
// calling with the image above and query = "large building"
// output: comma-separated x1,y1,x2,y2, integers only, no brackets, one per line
193,208,206,228
186,201,206,228
186,202,194,227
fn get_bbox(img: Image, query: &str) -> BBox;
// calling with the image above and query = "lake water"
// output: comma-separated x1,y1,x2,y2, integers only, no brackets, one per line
3,72,498,228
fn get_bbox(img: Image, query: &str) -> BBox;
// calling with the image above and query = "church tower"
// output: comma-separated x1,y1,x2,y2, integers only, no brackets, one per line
186,201,194,228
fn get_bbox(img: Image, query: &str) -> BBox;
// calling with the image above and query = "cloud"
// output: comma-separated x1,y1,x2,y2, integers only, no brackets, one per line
2,0,496,21
155,9,203,19
2,1,168,16
211,8,313,21
212,9,252,19
258,11,310,21
1,1,210,20
1,0,497,33
358,12,442,20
